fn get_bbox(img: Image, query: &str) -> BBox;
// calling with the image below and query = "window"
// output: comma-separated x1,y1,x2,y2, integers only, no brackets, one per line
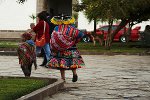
99,27,108,31
99,25,125,31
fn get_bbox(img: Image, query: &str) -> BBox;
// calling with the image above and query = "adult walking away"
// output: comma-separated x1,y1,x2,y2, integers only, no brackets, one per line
47,15,85,82
17,32,37,77
38,11,55,66
31,12,51,65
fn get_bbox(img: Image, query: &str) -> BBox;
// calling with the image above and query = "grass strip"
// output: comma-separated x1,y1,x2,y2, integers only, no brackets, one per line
77,42,145,53
0,41,146,53
0,78,49,100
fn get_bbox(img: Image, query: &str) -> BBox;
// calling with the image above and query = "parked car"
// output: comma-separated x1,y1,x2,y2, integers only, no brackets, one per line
85,25,141,43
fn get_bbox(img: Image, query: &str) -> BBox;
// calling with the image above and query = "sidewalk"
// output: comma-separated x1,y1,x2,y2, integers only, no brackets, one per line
0,55,150,100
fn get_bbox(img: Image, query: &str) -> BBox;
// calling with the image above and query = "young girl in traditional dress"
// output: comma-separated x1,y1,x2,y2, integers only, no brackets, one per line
17,32,37,77
47,15,85,82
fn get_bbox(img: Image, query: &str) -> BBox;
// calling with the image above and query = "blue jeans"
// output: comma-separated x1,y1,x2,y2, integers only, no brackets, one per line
36,43,51,62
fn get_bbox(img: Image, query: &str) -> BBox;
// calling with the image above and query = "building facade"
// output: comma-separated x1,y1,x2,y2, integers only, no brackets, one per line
36,0,78,16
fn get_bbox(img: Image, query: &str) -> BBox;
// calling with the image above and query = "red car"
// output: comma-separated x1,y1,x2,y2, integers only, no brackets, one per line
85,25,141,43
83,25,141,42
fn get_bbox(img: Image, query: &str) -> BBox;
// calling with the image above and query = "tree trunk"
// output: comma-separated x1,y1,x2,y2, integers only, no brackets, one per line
125,28,131,43
125,22,133,43
94,18,97,34
110,19,130,45
105,19,113,49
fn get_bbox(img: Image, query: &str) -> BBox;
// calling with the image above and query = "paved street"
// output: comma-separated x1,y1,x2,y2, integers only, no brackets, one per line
0,55,150,100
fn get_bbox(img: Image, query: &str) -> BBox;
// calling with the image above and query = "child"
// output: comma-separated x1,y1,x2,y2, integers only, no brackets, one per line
17,32,37,77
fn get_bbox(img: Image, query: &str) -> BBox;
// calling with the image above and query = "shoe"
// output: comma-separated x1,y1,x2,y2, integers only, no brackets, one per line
39,61,47,67
45,65,49,68
40,56,47,66
39,64,46,66
72,74,78,82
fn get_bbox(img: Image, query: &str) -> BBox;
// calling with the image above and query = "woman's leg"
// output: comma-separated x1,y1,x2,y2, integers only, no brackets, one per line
72,69,78,82
40,54,47,66
36,46,42,56
72,69,77,75
60,69,65,81
28,63,32,77
21,65,30,77
43,43,51,63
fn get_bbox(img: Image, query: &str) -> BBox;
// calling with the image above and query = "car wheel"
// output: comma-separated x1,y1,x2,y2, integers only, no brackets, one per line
82,36,91,42
120,36,127,43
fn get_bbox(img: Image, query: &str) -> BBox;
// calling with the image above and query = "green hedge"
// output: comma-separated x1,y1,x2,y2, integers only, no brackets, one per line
77,42,145,53
0,41,18,48
0,41,146,53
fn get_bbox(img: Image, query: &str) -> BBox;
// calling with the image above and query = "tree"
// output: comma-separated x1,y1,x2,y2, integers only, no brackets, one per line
29,14,36,23
17,0,26,4
74,0,150,49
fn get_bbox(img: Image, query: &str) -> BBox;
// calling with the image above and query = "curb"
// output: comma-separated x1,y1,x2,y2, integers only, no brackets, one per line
17,79,64,100
80,51,150,56
0,51,17,56
0,76,64,100
0,51,150,56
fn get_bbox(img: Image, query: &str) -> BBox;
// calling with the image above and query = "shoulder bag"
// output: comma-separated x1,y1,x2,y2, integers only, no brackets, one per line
35,21,46,47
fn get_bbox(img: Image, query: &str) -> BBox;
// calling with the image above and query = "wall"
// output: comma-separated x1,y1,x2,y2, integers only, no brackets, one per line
36,0,77,16
0,0,78,41
0,30,25,41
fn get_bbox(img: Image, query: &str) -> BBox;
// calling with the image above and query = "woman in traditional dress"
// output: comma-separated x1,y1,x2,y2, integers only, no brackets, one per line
47,15,85,82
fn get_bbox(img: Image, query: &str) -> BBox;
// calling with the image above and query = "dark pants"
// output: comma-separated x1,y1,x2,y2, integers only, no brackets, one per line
21,63,32,77
41,48,47,66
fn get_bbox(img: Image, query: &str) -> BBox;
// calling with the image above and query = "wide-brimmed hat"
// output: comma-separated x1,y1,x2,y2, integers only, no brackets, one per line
51,14,75,25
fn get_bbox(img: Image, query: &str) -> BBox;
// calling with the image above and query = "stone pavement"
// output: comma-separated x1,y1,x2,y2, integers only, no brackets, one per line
0,55,150,100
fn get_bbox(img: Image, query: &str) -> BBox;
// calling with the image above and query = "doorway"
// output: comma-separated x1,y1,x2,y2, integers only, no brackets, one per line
47,0,72,16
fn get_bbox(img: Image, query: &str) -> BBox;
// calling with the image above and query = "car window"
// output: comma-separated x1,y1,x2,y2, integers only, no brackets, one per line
112,26,118,30
113,26,125,31
112,26,124,30
100,26,117,31
99,27,108,31
99,25,125,31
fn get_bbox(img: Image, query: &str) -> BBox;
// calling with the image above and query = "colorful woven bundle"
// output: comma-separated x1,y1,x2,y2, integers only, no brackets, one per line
50,24,79,51
17,42,36,66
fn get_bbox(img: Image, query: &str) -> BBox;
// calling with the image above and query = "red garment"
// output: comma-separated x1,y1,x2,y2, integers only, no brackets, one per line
17,42,36,66
33,20,50,43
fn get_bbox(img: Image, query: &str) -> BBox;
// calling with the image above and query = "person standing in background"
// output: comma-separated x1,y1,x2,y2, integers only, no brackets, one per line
26,23,36,40
143,25,150,44
38,11,56,67
31,12,51,66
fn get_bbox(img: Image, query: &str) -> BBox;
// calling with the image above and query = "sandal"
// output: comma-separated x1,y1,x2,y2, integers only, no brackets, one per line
72,74,78,82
